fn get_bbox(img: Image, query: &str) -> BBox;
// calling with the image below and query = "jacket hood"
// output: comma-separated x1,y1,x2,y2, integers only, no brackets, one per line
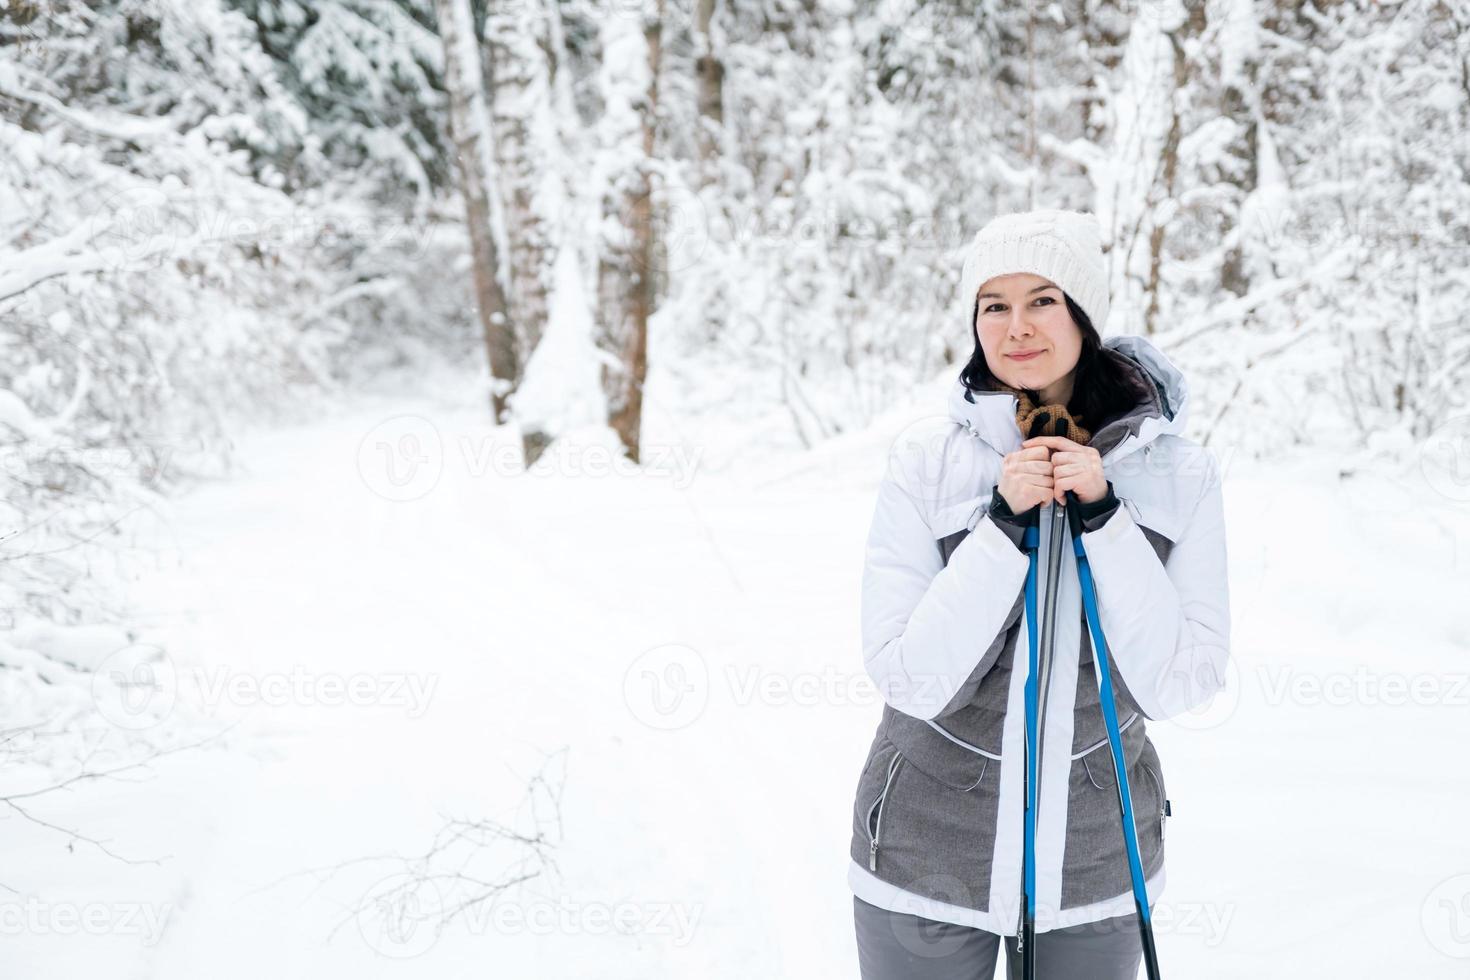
946,333,1190,465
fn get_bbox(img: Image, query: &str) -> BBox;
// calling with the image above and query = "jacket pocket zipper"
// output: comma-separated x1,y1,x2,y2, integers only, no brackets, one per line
1069,710,1140,760
925,718,1003,760
1142,761,1167,843
922,719,995,790
867,752,905,872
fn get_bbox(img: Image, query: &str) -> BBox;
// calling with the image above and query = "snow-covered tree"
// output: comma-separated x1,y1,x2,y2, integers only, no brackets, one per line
591,0,663,459
228,0,450,210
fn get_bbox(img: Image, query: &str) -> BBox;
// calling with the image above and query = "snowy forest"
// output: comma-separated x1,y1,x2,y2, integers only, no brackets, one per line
2,0,1469,976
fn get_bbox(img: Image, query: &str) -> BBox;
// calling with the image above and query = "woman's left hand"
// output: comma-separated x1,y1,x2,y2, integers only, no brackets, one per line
1020,435,1107,505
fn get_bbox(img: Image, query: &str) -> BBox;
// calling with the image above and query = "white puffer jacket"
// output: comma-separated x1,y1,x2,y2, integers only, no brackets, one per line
847,334,1231,935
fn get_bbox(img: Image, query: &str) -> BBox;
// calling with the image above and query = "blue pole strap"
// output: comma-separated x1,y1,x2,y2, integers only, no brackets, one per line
1021,524,1039,925
1072,530,1154,924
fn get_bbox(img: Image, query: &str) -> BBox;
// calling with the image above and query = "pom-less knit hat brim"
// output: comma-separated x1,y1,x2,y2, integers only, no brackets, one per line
959,208,1110,334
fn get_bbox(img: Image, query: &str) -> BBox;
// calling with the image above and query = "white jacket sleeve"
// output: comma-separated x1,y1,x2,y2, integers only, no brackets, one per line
1077,449,1231,721
860,465,1031,721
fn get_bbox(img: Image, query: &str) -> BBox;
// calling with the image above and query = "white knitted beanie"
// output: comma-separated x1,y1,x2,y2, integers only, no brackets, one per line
959,208,1110,334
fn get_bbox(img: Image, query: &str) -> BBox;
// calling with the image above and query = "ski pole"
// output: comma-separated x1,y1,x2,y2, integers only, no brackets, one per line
1018,415,1068,980
1065,488,1163,980
1018,513,1040,978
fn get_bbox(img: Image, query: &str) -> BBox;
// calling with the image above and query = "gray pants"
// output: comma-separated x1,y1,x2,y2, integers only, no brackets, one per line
853,895,1147,980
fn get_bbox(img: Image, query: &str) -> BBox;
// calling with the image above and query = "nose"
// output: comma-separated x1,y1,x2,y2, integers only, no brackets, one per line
1007,307,1035,338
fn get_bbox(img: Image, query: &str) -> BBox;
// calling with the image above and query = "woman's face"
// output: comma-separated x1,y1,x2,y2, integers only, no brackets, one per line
973,272,1083,397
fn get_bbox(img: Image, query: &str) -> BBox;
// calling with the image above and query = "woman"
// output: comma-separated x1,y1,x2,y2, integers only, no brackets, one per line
847,208,1231,979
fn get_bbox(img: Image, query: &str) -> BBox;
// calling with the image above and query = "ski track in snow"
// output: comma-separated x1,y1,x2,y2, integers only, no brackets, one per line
6,381,1469,979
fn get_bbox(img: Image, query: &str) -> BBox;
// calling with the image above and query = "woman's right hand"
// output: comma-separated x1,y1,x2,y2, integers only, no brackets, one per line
997,445,1054,513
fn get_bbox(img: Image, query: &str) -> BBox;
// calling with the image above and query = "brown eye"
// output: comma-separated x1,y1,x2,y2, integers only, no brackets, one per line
1035,296,1055,306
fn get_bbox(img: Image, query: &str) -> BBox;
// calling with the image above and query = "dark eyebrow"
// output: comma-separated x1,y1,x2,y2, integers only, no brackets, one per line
976,284,1058,300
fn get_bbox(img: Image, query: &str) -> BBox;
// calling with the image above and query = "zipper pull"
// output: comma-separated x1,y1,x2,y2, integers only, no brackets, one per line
869,838,879,871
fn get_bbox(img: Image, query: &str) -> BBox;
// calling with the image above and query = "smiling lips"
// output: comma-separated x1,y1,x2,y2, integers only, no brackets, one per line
1006,349,1045,361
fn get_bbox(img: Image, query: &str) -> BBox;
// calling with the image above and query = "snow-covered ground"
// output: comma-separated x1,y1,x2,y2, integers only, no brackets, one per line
6,368,1469,978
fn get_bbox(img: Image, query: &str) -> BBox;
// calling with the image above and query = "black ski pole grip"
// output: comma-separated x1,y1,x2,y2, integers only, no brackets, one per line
1023,411,1052,528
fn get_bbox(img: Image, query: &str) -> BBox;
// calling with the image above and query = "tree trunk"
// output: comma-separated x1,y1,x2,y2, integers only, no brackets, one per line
1145,1,1206,336
594,0,663,463
693,0,724,183
433,0,516,422
481,0,561,370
